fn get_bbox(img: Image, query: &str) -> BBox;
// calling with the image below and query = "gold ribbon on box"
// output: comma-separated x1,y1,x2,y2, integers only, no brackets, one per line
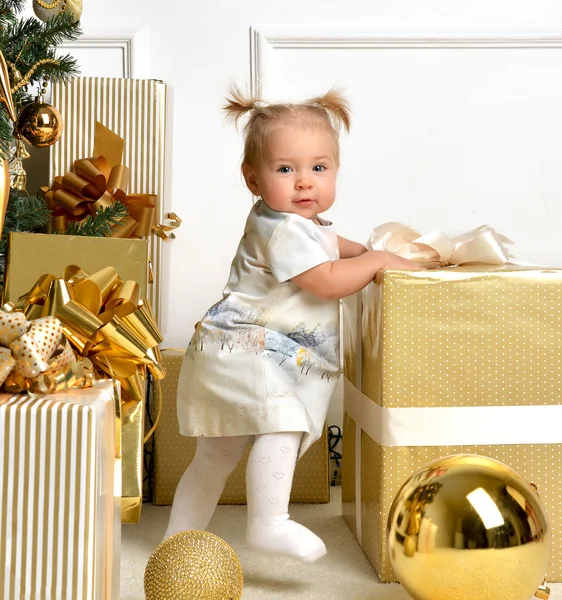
41,122,157,238
368,222,517,266
0,304,94,394
14,265,166,407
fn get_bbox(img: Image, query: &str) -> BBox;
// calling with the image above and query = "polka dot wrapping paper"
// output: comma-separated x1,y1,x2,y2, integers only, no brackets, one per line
152,350,330,505
341,266,562,583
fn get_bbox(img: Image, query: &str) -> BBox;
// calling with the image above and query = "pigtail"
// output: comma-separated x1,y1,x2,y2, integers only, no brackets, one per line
309,88,351,132
223,85,262,126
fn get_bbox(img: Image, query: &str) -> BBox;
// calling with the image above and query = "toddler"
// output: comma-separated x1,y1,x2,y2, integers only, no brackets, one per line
165,87,424,562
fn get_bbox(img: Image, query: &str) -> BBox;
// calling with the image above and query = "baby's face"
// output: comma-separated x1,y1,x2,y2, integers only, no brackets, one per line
248,124,338,220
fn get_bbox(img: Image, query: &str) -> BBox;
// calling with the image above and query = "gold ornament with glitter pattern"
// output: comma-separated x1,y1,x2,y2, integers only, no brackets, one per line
33,0,82,22
387,454,551,600
144,530,243,599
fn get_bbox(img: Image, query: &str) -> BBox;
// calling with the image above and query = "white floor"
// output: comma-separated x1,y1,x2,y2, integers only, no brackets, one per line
122,486,562,600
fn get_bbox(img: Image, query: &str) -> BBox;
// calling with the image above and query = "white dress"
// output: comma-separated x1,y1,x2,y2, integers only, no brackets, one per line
177,199,341,458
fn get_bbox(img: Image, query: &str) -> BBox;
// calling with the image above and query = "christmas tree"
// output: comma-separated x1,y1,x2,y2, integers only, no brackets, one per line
0,0,81,255
0,0,129,262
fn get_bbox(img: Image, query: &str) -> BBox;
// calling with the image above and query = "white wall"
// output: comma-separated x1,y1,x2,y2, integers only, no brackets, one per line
60,0,562,347
24,1,562,433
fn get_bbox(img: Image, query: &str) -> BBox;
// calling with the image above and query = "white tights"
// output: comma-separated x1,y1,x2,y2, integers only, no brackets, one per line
164,432,326,562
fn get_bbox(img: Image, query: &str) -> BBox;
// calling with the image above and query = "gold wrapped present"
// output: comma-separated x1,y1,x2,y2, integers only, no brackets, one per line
342,227,562,583
4,232,149,305
152,349,330,505
0,381,121,600
51,77,167,322
4,233,164,524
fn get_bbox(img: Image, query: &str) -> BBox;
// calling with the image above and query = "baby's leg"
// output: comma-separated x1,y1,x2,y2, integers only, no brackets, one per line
164,435,249,540
245,431,326,562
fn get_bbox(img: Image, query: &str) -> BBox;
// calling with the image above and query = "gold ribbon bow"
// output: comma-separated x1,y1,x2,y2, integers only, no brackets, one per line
15,265,166,403
368,222,516,267
41,122,156,238
0,304,94,394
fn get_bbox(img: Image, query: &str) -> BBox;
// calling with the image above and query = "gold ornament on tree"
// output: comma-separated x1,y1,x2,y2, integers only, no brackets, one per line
16,97,63,148
7,139,29,191
387,454,551,600
144,531,244,599
33,0,82,22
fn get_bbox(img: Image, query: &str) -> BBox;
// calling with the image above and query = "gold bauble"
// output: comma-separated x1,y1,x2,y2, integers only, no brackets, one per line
387,454,551,600
144,531,244,599
16,101,63,148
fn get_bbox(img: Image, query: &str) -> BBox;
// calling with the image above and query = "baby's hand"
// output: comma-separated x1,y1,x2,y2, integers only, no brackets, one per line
374,253,439,284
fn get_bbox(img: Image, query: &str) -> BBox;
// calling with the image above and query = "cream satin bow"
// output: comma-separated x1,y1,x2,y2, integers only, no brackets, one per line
367,222,516,267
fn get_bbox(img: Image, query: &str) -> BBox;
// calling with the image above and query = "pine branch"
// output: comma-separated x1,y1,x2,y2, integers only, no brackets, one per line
4,14,81,73
0,191,51,254
0,0,25,12
64,202,129,237
39,12,82,47
0,0,24,24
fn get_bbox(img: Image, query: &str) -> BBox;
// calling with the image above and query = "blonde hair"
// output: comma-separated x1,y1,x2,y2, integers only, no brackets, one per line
224,86,351,169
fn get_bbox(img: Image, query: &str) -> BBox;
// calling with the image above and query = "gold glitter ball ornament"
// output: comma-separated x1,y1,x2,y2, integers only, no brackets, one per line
16,100,63,148
144,530,243,599
387,454,551,600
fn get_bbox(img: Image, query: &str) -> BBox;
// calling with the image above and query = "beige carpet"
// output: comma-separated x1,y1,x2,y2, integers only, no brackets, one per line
122,486,561,599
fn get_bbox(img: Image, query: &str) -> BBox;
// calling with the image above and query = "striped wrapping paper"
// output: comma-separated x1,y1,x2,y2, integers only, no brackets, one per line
50,77,167,324
0,381,120,599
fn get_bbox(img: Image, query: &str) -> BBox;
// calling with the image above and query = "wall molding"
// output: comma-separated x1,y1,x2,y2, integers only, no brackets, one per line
61,28,148,78
250,26,562,95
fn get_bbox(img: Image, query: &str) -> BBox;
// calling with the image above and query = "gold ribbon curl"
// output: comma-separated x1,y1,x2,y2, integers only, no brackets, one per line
15,265,166,402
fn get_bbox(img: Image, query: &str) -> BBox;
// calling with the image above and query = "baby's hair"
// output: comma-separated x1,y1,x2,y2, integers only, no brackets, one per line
223,86,351,169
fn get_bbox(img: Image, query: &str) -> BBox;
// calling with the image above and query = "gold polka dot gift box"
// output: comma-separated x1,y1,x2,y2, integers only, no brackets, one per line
0,381,120,600
341,223,562,583
152,349,330,506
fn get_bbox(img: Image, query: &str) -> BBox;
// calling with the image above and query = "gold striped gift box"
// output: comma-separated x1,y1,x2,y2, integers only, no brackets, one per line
50,77,167,324
0,381,120,599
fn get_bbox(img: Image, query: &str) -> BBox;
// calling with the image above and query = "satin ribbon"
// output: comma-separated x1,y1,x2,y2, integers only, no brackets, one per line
41,122,157,239
344,379,562,447
0,303,95,394
368,222,516,267
15,265,166,402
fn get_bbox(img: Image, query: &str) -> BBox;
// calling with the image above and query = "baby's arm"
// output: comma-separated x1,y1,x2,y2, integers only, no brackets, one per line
292,251,424,300
337,235,368,259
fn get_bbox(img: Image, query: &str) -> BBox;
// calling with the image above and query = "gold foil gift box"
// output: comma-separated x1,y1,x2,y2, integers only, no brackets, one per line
4,232,155,524
0,381,120,600
342,264,562,583
50,77,167,323
152,349,330,505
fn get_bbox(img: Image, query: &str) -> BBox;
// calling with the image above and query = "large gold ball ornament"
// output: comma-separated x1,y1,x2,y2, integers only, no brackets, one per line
144,530,244,599
387,454,551,600
16,101,63,148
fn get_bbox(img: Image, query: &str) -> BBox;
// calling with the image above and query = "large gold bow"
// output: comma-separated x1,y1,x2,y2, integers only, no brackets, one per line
15,265,166,402
368,222,516,267
0,305,93,394
41,123,156,238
